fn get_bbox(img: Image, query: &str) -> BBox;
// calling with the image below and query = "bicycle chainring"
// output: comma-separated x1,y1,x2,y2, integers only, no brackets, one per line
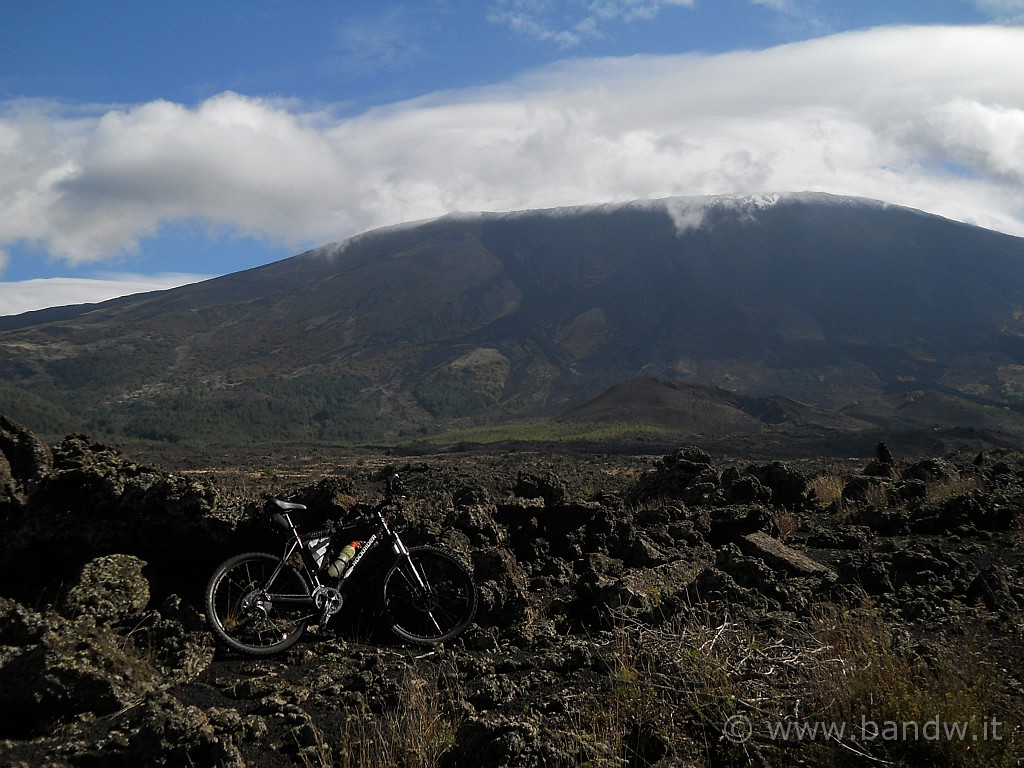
312,586,344,623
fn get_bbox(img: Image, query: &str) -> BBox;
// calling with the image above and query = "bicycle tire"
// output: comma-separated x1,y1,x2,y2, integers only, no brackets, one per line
383,546,478,644
205,552,312,656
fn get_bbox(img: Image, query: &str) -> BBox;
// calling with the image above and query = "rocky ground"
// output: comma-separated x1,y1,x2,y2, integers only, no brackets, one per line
1,415,1023,767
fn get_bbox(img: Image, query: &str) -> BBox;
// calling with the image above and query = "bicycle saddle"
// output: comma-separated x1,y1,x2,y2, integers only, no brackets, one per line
272,499,307,510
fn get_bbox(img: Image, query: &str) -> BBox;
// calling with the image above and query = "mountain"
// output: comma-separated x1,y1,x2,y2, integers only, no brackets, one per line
3,192,1024,446
559,377,875,436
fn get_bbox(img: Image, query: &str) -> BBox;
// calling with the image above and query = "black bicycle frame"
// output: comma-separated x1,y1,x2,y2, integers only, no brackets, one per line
264,503,425,614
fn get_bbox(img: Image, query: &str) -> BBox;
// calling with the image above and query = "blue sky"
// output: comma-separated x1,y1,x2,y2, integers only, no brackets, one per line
2,0,1024,315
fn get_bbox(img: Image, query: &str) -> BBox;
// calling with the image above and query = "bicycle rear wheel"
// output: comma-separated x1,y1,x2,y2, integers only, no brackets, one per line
205,552,312,655
383,546,478,644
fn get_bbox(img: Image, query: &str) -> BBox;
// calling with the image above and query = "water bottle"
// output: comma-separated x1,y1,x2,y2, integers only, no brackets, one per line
327,541,360,579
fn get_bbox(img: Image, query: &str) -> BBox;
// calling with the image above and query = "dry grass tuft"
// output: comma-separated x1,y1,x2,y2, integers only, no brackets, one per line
810,473,847,510
804,604,1022,767
924,473,985,504
553,602,1023,767
304,657,464,768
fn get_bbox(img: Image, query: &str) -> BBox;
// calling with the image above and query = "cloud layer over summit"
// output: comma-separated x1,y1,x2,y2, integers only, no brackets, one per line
2,7,1024,313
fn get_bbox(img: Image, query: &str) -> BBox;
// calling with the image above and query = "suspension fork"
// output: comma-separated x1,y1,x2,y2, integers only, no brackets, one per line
391,532,430,591
393,539,443,634
375,510,429,592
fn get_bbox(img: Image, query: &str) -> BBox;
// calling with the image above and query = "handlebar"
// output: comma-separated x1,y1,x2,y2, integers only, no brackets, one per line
384,472,406,501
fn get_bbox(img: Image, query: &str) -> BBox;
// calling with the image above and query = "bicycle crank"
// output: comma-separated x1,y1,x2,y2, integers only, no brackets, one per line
312,586,344,626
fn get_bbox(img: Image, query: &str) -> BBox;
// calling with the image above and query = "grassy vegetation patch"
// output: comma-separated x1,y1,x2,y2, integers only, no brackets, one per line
420,419,677,446
0,382,84,438
107,373,386,444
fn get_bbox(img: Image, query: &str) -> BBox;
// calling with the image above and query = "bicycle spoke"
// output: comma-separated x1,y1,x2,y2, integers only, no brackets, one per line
384,547,477,644
206,553,311,655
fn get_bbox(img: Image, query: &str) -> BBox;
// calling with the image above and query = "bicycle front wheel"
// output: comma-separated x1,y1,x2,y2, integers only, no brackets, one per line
205,552,312,656
383,546,478,644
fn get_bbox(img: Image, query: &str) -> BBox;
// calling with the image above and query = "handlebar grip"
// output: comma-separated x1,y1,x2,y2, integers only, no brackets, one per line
386,473,406,499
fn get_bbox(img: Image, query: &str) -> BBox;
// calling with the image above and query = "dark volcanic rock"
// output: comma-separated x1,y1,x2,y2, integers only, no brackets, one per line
0,434,259,605
627,447,809,517
61,553,151,625
705,503,775,544
745,460,808,507
0,416,52,522
472,546,533,627
0,595,161,739
0,415,52,492
1,426,1023,767
738,531,837,581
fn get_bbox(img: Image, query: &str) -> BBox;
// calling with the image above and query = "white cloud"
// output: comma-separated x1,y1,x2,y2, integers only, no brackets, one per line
0,273,215,317
487,0,696,46
0,93,361,266
921,98,1024,182
973,0,1024,22
749,0,796,11
2,24,1024,274
331,6,429,72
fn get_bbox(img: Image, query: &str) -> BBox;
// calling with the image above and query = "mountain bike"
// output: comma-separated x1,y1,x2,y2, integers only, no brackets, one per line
205,473,478,656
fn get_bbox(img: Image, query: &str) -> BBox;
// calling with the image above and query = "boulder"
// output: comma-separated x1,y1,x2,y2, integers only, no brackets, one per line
966,565,1021,615
706,504,774,544
745,461,809,507
121,692,246,767
130,595,215,683
627,447,719,506
0,434,252,605
0,415,52,492
738,532,837,581
0,416,52,517
687,565,776,618
61,553,151,625
720,466,772,505
514,470,567,506
0,597,160,739
472,547,533,627
446,716,549,768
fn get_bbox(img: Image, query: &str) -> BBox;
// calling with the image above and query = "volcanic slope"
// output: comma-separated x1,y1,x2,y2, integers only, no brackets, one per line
3,192,1024,444
560,376,875,435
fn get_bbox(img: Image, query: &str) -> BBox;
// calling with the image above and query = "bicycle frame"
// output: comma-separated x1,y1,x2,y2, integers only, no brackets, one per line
265,499,428,625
